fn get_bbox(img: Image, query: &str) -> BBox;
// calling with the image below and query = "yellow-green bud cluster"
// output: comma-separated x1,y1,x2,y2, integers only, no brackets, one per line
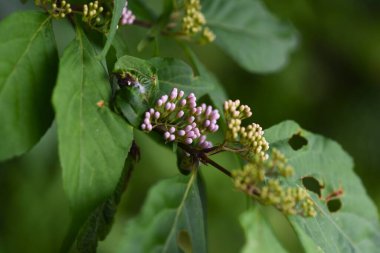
83,1,104,24
181,0,215,43
270,149,294,177
232,149,317,217
202,27,216,43
224,99,269,161
80,1,112,33
50,1,72,19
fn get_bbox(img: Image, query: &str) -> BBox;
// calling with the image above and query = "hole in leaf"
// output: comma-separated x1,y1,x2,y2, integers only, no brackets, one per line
327,198,342,212
177,230,192,253
302,176,323,198
288,133,308,150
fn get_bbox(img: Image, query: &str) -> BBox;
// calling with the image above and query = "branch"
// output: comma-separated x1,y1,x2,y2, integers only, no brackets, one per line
176,142,232,177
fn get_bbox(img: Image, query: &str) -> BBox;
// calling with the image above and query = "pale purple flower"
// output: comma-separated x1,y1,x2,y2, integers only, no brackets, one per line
120,1,136,25
177,110,184,118
170,88,178,100
185,125,193,132
161,95,168,103
178,130,186,136
140,87,220,147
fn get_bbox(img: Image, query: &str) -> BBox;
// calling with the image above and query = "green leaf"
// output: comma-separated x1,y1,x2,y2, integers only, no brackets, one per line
265,120,380,252
182,47,227,114
203,0,297,73
77,152,137,253
149,57,214,97
112,32,130,59
113,55,157,127
114,55,156,79
53,27,133,249
120,171,207,253
128,0,157,20
0,11,58,161
240,208,288,253
100,0,125,58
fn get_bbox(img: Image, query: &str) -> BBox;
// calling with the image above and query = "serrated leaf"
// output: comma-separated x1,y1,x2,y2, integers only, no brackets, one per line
265,120,380,252
0,11,58,161
203,0,297,73
119,171,207,253
53,27,133,249
240,208,287,253
100,0,125,58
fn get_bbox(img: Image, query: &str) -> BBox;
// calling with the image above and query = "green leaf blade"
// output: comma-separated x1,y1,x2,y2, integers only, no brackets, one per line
183,48,228,114
265,120,380,252
0,11,58,161
149,57,214,97
53,27,133,224
100,0,125,58
120,172,207,253
240,208,288,253
203,0,297,73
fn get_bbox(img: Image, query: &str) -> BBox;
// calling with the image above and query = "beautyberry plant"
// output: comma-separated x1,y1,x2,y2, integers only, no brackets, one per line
0,0,379,253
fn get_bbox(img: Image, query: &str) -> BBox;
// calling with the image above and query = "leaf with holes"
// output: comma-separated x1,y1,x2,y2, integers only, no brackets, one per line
265,120,380,252
240,208,288,253
0,11,58,161
119,171,207,253
53,27,133,249
203,0,297,73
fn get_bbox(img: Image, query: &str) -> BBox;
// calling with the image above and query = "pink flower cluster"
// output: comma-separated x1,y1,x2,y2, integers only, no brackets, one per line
141,88,220,149
120,1,135,25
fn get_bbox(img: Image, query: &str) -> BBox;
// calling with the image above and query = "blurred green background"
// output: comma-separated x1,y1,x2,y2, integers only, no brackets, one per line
1,1,380,252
